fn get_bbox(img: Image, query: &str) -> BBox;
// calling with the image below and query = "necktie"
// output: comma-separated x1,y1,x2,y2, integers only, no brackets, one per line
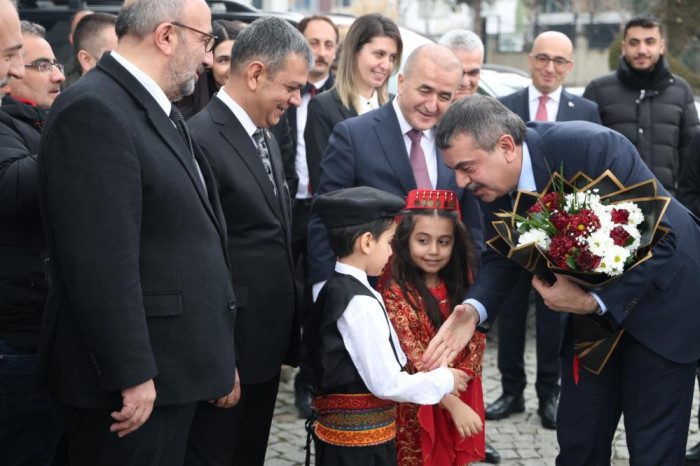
302,83,317,97
407,129,431,189
169,105,207,193
310,85,317,98
535,95,549,122
253,128,278,197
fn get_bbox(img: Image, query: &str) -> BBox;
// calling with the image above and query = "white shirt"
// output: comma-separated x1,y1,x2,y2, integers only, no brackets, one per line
334,262,454,403
464,143,606,323
392,97,438,189
528,84,563,122
356,91,380,115
216,88,258,147
111,52,207,191
295,75,330,199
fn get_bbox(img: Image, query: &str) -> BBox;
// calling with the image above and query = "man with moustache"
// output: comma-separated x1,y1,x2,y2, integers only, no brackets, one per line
0,0,24,87
426,95,700,465
72,13,118,77
0,20,62,466
438,29,484,99
187,17,312,466
37,0,237,464
584,14,698,195
485,30,600,430
287,14,338,419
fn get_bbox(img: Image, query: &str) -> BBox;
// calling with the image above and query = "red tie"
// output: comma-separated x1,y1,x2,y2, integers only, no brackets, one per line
310,85,317,98
407,129,432,189
535,95,549,122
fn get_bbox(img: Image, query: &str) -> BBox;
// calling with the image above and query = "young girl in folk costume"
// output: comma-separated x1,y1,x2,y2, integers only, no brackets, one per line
379,189,486,465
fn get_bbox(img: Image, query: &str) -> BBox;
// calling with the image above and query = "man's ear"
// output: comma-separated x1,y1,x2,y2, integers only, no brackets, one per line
153,22,178,56
77,50,94,73
246,61,265,91
498,134,518,162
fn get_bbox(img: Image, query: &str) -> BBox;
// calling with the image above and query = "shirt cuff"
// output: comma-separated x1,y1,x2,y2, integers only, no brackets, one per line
589,292,607,314
463,298,487,325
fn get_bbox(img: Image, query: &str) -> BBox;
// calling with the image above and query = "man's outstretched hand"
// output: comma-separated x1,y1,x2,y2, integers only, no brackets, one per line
422,304,479,370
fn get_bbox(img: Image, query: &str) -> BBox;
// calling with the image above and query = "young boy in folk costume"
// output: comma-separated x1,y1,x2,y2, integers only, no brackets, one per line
379,189,486,465
305,186,469,466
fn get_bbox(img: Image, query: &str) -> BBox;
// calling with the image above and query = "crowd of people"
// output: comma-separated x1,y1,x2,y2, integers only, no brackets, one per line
1,0,700,465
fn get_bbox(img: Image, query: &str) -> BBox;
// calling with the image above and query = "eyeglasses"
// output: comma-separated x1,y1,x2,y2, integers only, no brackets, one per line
531,54,571,69
171,21,218,53
25,59,64,74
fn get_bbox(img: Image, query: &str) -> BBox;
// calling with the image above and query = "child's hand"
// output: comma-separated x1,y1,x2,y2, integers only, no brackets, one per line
446,367,469,393
441,395,483,439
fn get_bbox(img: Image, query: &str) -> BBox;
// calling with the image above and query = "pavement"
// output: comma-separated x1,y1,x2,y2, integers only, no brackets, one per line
265,309,700,465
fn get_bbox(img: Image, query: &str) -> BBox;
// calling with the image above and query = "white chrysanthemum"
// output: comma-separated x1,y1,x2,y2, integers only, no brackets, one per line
595,245,630,276
564,191,603,211
586,229,615,256
517,228,551,248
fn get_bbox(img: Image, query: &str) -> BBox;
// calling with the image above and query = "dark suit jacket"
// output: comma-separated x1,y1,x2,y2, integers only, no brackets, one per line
307,101,483,285
37,53,237,409
472,121,700,364
498,87,601,124
189,97,299,384
304,88,357,193
287,74,335,152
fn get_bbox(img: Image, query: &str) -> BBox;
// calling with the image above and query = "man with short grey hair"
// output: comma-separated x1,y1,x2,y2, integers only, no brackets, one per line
439,29,484,98
186,16,312,466
37,0,237,464
0,0,24,88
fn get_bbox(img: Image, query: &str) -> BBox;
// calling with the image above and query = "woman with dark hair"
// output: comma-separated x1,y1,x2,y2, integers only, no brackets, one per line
176,19,246,119
304,14,403,192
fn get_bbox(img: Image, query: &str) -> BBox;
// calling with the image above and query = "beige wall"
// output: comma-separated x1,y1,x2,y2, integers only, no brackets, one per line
486,33,614,88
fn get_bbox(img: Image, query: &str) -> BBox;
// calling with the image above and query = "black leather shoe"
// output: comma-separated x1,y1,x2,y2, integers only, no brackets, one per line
485,393,525,420
483,443,501,464
294,387,313,419
686,441,700,464
538,396,557,430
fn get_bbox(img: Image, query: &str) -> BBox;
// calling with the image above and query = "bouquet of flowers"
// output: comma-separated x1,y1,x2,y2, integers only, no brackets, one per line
487,169,671,375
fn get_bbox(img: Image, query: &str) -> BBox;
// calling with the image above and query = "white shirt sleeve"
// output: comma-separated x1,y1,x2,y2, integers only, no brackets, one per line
337,295,454,404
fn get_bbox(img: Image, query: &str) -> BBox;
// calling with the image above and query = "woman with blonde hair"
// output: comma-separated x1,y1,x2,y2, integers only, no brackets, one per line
305,14,402,192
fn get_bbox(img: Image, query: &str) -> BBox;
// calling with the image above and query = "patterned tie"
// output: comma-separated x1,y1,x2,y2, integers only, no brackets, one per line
407,129,432,189
253,128,278,197
535,95,549,122
169,105,207,193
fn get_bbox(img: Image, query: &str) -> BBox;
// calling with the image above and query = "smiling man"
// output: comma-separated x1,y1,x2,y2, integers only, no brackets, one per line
427,94,700,465
584,14,699,196
186,16,312,466
438,29,484,99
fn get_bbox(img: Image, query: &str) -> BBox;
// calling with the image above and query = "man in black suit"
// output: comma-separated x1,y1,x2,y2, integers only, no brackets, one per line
429,95,700,465
486,31,601,430
37,1,237,464
286,15,337,418
186,17,312,466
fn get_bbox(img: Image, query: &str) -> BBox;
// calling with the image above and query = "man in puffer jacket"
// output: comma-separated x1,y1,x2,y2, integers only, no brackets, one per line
583,14,699,195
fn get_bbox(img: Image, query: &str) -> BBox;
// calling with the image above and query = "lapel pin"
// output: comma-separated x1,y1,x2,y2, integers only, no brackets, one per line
568,101,575,107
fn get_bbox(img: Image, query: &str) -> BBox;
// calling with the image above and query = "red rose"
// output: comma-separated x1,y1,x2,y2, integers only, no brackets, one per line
611,208,630,224
576,246,602,271
610,226,632,246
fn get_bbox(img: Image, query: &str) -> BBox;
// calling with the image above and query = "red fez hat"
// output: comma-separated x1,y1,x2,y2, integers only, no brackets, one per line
404,189,461,221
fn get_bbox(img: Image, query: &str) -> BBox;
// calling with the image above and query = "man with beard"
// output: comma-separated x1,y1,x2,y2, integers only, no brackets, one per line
0,0,24,86
36,0,237,464
583,14,699,195
186,17,311,466
0,20,62,466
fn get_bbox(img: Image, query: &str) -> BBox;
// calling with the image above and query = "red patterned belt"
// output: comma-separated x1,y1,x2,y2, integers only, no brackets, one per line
312,393,397,447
